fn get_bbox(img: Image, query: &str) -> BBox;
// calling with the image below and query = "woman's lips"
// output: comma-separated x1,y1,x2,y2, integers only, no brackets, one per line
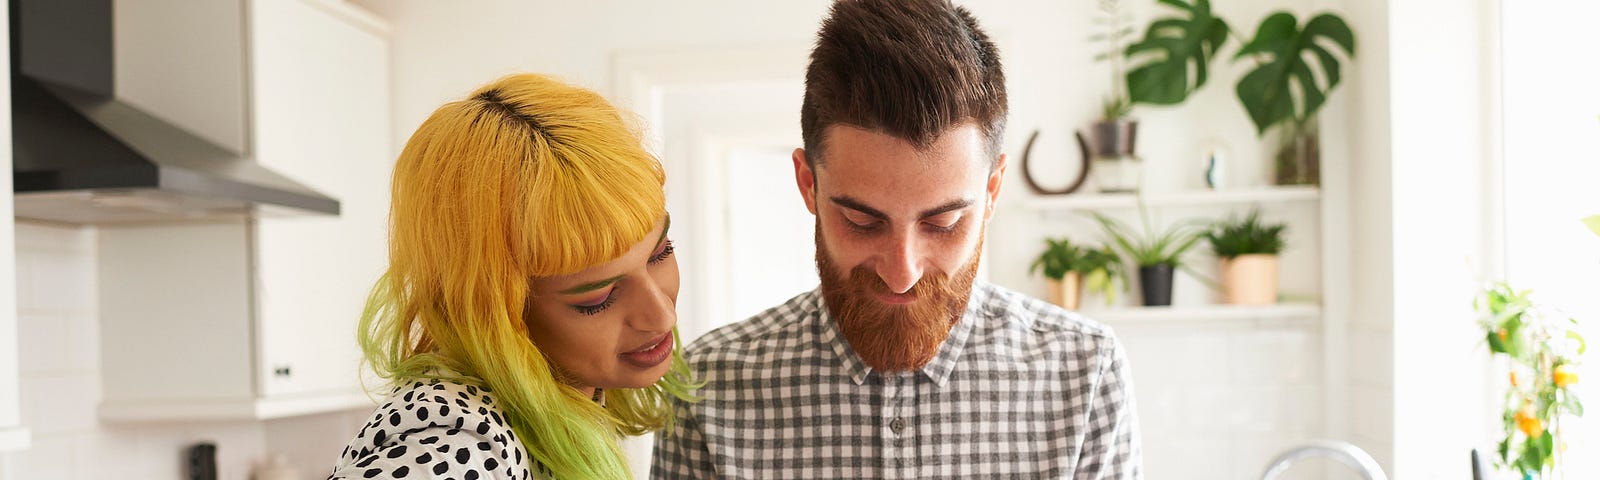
621,332,673,368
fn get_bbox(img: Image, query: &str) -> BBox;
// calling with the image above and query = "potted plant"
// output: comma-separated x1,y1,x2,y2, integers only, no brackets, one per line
1122,0,1357,186
1476,283,1585,479
1204,209,1287,305
1091,208,1205,307
1029,237,1125,310
1082,0,1143,193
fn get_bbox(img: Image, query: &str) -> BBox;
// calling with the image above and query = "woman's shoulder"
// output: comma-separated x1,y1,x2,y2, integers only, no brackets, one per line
329,378,537,479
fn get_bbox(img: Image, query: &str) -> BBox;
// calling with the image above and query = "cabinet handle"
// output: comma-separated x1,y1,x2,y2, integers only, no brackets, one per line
273,366,292,377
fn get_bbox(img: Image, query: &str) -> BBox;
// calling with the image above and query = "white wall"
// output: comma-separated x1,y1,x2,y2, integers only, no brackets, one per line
1337,0,1398,472
1388,0,1502,477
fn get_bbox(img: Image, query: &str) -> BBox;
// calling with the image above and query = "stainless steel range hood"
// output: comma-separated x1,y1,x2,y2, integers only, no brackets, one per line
9,0,339,225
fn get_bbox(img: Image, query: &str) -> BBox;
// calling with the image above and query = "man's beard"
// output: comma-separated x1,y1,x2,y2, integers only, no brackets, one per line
816,227,981,372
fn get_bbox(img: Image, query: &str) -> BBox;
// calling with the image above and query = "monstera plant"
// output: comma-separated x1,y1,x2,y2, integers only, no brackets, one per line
1123,0,1356,185
1123,0,1229,106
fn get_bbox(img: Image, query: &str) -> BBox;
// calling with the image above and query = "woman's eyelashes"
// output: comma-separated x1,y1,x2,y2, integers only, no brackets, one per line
572,289,618,316
649,240,675,265
570,240,675,315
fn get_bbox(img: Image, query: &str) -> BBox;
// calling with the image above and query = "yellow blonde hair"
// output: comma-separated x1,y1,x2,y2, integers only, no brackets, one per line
359,73,697,479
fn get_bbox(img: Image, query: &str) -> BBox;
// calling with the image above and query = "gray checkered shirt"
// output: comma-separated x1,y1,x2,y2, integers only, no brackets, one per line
652,282,1142,479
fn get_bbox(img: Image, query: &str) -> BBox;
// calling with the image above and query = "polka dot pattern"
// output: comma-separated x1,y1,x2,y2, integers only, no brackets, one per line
328,379,544,479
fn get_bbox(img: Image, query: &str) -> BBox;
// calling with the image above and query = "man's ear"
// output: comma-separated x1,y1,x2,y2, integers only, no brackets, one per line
793,148,818,215
984,153,1008,222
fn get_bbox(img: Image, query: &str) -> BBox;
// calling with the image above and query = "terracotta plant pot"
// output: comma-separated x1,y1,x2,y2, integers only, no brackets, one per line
1220,254,1279,305
1046,272,1083,310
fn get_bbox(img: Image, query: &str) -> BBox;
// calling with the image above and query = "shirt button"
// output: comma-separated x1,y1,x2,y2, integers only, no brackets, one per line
889,418,906,433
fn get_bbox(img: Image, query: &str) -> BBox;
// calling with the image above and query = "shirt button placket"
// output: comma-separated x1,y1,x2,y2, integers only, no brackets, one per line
881,374,900,480
883,373,915,479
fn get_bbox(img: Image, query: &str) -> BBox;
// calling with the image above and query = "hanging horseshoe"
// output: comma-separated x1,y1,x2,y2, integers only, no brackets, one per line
1019,128,1091,195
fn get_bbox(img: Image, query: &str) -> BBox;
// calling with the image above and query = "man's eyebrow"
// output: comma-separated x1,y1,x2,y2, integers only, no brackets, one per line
829,196,888,220
831,196,974,220
918,199,973,219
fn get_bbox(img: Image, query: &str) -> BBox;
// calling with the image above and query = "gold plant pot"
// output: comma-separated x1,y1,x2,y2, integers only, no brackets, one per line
1046,272,1084,311
1220,254,1279,305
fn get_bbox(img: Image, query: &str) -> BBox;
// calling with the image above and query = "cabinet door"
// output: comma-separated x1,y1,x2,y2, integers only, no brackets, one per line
250,0,391,399
0,1,28,449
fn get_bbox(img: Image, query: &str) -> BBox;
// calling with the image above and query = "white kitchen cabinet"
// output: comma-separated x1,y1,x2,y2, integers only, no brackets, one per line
96,0,390,421
249,0,391,400
0,0,32,452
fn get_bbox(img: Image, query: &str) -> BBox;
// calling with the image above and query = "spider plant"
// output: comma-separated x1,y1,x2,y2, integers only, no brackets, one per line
1089,210,1205,268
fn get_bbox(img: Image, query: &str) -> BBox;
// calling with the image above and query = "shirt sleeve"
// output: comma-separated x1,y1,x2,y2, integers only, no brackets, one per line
650,395,717,480
329,424,521,480
1074,335,1144,480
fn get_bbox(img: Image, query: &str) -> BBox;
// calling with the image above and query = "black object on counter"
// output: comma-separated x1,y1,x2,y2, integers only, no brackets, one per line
186,442,217,480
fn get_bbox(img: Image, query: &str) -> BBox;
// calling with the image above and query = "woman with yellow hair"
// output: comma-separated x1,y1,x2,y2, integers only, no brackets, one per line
329,73,697,479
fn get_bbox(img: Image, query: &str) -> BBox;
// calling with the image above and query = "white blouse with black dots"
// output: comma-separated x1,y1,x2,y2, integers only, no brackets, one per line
329,378,546,480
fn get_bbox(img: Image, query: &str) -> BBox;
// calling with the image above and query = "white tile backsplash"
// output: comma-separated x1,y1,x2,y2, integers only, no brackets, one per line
2,222,356,479
1139,433,1232,480
1119,324,1327,476
14,313,66,376
18,374,100,436
7,435,70,479
1228,330,1322,385
18,249,95,316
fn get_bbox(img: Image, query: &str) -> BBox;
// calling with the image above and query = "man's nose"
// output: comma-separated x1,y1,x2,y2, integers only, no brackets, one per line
875,231,924,294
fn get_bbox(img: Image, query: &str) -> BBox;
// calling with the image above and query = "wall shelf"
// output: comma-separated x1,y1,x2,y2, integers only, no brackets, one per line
1020,186,1320,212
1076,302,1322,329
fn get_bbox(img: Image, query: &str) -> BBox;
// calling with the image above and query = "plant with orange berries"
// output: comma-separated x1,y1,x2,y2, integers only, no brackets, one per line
1477,283,1585,479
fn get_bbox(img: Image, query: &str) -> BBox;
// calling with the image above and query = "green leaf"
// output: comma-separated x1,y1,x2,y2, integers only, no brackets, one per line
1092,211,1203,267
1565,393,1584,417
1205,209,1288,257
1304,14,1357,55
1584,214,1600,237
1232,12,1357,134
1235,12,1297,58
1570,330,1588,355
1123,0,1230,105
1487,330,1508,354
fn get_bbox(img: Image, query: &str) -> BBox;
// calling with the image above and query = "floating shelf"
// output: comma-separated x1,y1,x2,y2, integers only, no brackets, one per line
1075,302,1322,329
1020,186,1320,212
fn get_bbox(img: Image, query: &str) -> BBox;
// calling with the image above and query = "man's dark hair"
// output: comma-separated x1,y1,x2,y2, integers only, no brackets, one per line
800,0,1007,168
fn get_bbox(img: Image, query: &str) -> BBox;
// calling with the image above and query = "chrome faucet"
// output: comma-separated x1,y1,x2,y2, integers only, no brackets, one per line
1260,440,1388,480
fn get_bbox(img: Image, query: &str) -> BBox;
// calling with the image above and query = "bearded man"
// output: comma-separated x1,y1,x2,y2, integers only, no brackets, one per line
653,0,1143,478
